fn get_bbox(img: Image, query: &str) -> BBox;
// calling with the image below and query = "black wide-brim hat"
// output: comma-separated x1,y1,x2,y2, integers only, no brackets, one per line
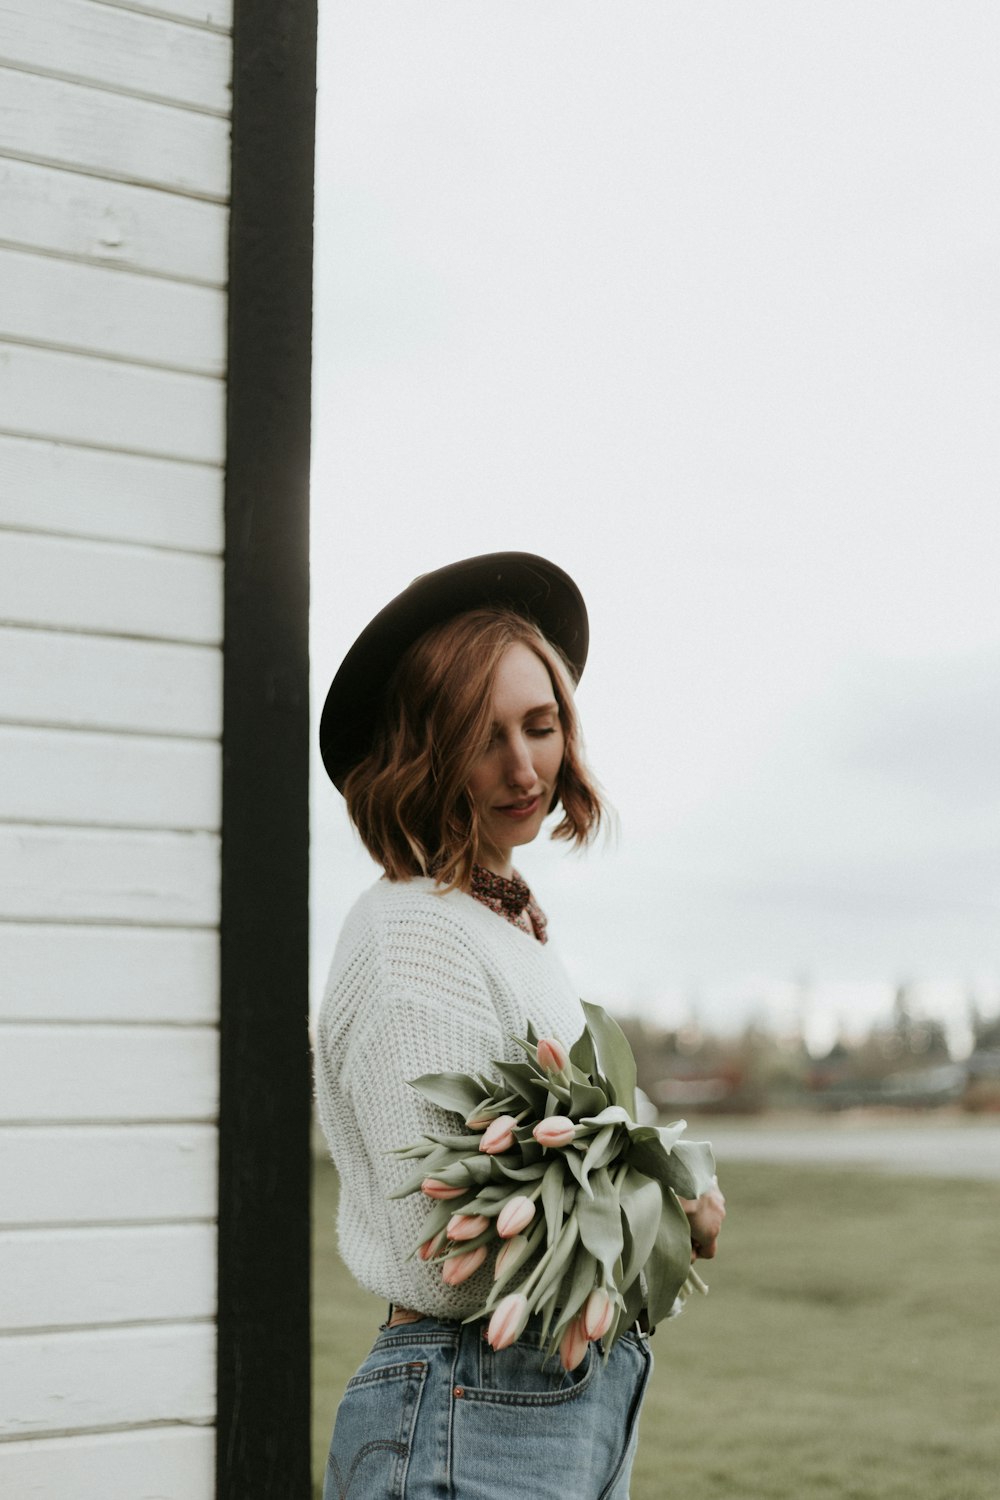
319,551,589,792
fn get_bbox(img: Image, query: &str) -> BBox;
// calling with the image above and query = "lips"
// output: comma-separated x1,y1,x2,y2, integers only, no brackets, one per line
495,795,542,817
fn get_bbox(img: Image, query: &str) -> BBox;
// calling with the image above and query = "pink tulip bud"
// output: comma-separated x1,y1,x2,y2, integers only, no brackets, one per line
496,1195,536,1239
493,1233,531,1280
465,1109,493,1130
536,1037,569,1074
446,1213,490,1242
418,1229,447,1261
559,1314,590,1372
582,1286,614,1341
478,1114,518,1155
487,1292,530,1350
421,1177,467,1200
532,1116,576,1148
440,1245,488,1286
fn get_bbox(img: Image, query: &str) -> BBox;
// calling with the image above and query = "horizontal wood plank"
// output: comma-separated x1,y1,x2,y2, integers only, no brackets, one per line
0,532,223,644
0,628,222,738
0,727,221,831
0,68,229,199
103,0,232,29
0,247,226,375
0,343,225,463
0,924,218,1022
0,1321,215,1438
0,158,228,285
0,433,223,552
0,0,231,114
0,1123,217,1224
0,1426,214,1500
0,1024,218,1123
0,1222,216,1328
0,824,219,924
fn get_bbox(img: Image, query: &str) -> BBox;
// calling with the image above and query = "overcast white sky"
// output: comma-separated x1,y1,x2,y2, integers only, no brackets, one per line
309,2,1000,1051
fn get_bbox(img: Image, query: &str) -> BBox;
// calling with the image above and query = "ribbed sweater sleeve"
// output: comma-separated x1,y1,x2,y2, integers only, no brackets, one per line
314,877,585,1318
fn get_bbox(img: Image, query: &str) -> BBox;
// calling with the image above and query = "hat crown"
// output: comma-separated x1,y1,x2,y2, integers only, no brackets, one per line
319,551,588,792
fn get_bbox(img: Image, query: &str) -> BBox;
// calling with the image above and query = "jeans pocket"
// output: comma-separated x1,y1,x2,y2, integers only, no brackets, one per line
466,1333,597,1407
325,1359,428,1500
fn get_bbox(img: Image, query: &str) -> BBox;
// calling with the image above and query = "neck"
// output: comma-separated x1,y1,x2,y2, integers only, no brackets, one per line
473,847,514,880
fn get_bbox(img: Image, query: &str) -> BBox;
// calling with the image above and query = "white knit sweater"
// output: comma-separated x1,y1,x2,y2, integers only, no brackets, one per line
314,876,586,1318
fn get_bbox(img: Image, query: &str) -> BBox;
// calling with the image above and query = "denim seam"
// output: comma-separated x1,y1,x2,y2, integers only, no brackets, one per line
345,1360,429,1392
445,1331,462,1499
396,1360,428,1499
596,1338,653,1500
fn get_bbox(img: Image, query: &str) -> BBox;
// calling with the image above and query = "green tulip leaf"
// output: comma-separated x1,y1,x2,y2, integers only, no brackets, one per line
541,1159,565,1242
420,1131,486,1152
493,1159,548,1183
492,1061,550,1108
619,1168,663,1289
669,1139,717,1199
607,1275,645,1351
644,1184,693,1323
454,1154,496,1186
568,1078,609,1118
577,1167,624,1280
569,1019,597,1076
624,1132,678,1189
408,1071,486,1115
581,1002,638,1118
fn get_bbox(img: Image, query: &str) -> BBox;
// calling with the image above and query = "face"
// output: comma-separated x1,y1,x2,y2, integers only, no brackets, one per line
467,642,566,877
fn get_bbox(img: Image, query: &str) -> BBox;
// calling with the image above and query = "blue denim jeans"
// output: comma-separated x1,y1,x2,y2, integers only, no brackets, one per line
323,1315,652,1500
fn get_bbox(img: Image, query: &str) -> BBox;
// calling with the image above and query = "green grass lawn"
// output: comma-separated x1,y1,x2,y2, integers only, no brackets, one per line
312,1154,1000,1499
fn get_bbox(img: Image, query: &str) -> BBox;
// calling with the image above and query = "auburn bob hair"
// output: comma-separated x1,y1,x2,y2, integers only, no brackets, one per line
343,608,603,888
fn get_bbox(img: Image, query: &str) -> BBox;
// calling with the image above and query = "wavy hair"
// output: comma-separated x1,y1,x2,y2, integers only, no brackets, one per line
342,608,604,887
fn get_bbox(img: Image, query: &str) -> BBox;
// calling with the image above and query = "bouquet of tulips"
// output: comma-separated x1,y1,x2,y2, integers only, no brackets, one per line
391,1002,716,1371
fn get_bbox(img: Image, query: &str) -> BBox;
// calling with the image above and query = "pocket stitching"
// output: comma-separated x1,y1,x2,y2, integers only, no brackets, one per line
456,1343,598,1408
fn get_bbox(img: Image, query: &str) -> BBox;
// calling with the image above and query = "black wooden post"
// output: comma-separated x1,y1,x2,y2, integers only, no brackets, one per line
218,1,316,1495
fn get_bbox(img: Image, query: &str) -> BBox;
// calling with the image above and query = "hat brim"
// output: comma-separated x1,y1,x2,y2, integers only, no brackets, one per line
319,551,589,791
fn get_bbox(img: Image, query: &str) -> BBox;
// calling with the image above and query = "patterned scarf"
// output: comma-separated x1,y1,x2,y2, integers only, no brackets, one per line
470,864,548,945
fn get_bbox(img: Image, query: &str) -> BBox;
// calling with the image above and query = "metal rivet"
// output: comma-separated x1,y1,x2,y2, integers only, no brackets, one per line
453,1385,464,1398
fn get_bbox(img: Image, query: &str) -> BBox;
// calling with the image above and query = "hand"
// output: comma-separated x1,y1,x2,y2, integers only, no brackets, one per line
677,1178,726,1260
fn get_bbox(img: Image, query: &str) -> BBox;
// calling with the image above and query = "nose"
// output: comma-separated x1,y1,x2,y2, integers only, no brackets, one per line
504,734,536,791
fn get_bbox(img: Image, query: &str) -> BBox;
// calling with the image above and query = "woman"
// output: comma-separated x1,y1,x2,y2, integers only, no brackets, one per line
314,552,724,1500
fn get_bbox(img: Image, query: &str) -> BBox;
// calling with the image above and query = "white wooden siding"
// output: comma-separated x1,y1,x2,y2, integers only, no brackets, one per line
0,1428,215,1500
0,1422,215,1500
2,1323,215,1437
0,726,221,829
0,532,223,642
0,1124,218,1224
0,628,222,736
0,434,224,552
0,71,229,198
0,344,225,462
0,1223,216,1328
0,246,227,374
0,1024,219,1121
102,0,233,31
0,925,218,1023
0,5,231,1486
0,0,231,114
0,826,220,924
0,158,228,285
